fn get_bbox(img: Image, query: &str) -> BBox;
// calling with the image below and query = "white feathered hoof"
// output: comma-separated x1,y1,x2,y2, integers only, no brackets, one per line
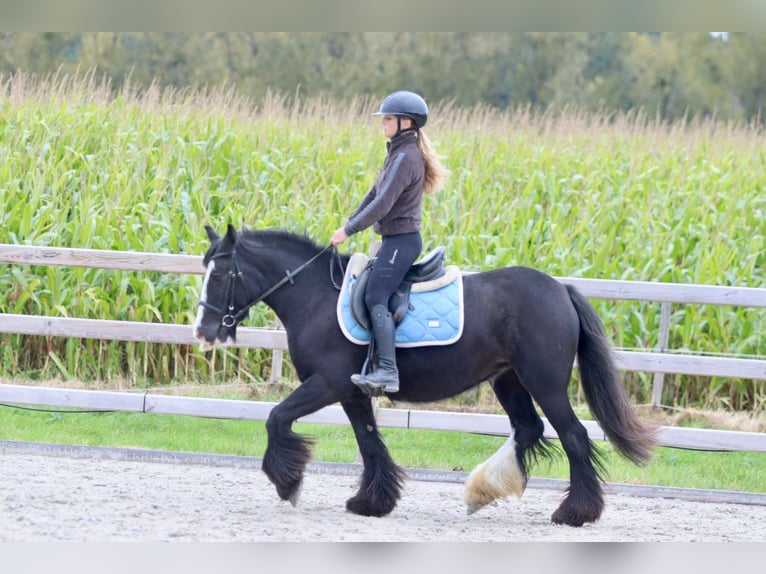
464,457,525,514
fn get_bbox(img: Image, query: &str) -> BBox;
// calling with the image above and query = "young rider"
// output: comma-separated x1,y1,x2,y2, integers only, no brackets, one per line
330,90,448,393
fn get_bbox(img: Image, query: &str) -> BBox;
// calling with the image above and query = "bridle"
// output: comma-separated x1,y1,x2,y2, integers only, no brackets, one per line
198,243,343,328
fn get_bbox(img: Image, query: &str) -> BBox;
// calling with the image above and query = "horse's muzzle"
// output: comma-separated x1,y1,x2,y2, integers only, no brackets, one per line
192,327,215,351
193,323,237,351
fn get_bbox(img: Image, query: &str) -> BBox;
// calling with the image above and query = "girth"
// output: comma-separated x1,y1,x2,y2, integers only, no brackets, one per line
350,246,446,331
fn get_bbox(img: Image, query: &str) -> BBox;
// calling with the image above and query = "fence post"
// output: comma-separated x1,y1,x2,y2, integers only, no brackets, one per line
651,301,672,407
269,319,285,383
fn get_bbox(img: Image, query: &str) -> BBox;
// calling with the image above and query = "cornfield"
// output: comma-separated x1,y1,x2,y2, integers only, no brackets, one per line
1,70,764,412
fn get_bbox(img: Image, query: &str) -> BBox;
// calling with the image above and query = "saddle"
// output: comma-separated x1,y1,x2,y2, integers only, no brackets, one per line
350,246,447,331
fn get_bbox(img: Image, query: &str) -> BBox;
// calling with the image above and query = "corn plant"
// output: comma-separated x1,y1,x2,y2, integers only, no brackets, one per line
1,72,764,412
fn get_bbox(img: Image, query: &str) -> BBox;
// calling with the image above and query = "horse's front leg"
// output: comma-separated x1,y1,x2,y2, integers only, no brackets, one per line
341,398,406,517
262,375,338,505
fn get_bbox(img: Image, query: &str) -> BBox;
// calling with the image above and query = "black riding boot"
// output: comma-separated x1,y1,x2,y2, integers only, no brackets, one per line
351,304,399,393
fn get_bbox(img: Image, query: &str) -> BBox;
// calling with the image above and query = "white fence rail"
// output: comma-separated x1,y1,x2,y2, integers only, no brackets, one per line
1,383,764,453
1,244,765,452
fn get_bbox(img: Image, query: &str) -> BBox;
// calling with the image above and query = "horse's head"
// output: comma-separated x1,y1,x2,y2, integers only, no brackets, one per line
194,222,340,351
193,223,249,350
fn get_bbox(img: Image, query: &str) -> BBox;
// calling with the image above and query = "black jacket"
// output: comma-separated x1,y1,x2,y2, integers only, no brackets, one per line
344,131,425,237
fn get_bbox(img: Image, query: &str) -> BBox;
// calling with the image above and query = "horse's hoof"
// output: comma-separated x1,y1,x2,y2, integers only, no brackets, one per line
551,510,585,527
287,479,303,507
466,504,483,515
551,503,600,527
465,500,497,515
346,492,397,517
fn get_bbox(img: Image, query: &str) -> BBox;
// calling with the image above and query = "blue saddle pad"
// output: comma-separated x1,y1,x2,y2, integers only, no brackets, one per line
336,257,464,348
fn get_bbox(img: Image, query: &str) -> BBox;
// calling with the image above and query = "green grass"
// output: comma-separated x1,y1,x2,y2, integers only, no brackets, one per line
1,406,764,493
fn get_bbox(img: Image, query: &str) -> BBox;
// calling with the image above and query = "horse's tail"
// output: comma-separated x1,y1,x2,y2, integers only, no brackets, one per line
565,284,656,466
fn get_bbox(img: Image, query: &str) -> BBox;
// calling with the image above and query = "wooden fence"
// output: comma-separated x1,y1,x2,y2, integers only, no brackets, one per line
1,243,765,453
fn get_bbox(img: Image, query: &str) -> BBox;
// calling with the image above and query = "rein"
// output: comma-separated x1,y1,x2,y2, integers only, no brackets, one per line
199,244,338,328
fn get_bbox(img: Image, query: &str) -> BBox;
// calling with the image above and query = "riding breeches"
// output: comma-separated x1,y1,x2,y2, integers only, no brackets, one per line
364,231,423,313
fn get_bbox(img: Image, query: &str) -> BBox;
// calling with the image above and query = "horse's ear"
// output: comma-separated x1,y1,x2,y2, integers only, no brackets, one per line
205,225,220,243
225,223,238,245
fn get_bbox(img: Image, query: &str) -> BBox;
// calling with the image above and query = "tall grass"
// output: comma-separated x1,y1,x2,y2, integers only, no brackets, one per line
1,70,764,412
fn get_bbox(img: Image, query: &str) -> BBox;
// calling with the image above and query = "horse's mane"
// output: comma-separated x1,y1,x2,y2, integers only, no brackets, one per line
237,228,349,265
239,227,321,252
205,226,351,270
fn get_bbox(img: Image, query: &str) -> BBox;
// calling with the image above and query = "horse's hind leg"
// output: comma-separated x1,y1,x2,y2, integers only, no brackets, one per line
520,366,605,526
341,398,406,517
464,370,547,513
538,395,604,526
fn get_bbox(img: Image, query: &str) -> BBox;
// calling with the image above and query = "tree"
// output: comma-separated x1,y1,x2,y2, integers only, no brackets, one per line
2,32,766,125
723,33,766,122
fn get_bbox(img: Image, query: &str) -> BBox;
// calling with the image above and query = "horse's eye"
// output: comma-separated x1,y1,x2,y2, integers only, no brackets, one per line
210,273,225,282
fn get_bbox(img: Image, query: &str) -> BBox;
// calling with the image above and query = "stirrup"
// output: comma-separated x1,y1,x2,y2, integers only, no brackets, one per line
351,372,389,397
364,368,399,390
351,356,397,395
368,380,399,393
351,368,399,395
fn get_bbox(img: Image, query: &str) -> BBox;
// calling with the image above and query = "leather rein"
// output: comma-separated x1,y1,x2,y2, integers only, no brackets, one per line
198,244,342,328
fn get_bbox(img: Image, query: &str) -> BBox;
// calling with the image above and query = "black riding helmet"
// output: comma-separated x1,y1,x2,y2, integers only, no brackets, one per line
373,90,428,129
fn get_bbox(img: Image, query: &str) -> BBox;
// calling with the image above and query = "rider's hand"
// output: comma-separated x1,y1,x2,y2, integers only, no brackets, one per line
330,227,348,246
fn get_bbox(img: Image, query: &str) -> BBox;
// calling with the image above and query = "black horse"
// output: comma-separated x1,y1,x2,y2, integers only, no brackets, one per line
193,224,655,527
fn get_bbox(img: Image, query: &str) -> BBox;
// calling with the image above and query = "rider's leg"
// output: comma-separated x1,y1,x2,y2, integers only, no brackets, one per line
356,303,399,391
351,232,421,393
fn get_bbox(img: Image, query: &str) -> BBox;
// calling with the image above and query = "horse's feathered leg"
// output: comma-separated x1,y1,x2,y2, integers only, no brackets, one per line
502,278,605,527
341,398,406,517
515,358,605,526
538,397,604,526
262,375,337,505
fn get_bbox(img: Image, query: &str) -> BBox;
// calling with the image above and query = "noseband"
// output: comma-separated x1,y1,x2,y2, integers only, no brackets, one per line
198,244,336,328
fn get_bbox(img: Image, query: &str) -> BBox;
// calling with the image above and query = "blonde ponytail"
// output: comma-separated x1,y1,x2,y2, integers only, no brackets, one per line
417,130,449,195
